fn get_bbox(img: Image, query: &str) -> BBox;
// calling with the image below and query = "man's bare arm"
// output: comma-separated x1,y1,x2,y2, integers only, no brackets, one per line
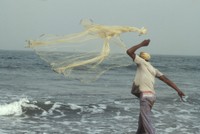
158,75,185,99
126,39,150,60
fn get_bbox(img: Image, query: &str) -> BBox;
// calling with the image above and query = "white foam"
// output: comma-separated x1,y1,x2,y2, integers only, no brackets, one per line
44,101,52,105
114,101,122,105
60,121,71,125
98,104,107,109
164,125,181,133
68,103,107,114
114,112,132,120
87,104,107,114
42,102,62,116
124,106,130,111
68,103,83,110
0,98,29,116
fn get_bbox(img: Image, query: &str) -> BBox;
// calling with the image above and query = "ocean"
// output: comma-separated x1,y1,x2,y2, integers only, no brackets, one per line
0,50,199,134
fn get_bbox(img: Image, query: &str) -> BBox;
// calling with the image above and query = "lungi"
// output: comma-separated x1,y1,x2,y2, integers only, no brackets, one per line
136,91,156,134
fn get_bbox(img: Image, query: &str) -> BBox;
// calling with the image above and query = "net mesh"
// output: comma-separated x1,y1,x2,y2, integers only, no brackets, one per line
27,19,147,82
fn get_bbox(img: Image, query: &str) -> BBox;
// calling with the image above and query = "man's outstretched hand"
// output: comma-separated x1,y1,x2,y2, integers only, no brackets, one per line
178,91,185,101
140,39,150,47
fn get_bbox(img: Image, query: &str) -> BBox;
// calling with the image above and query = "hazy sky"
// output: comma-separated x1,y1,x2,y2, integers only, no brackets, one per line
0,0,199,56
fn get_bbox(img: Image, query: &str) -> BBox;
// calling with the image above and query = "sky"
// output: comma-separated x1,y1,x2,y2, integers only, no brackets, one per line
0,0,200,56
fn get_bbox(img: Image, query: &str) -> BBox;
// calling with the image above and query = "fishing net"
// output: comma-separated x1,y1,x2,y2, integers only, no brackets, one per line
27,19,147,82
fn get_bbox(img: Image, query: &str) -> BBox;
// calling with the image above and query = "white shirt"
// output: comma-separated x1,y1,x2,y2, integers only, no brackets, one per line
134,55,163,93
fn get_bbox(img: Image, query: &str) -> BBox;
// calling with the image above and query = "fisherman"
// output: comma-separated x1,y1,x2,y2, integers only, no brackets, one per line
126,39,185,134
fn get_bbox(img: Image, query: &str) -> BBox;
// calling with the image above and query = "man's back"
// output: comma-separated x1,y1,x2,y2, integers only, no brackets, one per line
134,55,163,93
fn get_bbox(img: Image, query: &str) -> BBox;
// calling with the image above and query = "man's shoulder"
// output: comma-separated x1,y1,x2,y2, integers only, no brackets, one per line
134,54,145,64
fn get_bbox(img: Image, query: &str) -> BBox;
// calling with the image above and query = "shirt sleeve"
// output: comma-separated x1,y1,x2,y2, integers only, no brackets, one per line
134,55,145,64
155,69,163,77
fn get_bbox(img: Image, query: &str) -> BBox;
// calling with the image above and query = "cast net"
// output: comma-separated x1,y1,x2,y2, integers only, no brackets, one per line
27,19,147,82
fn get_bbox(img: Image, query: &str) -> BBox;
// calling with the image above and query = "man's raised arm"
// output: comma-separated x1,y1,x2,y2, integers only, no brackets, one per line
126,39,150,60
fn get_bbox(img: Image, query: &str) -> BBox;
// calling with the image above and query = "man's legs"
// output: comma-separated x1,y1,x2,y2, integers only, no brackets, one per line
136,93,156,134
136,113,146,134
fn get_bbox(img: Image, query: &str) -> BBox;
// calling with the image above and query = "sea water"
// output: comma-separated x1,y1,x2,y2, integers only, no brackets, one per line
0,50,199,134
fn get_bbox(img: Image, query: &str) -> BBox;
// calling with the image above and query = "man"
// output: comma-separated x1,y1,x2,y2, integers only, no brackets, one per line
126,39,185,134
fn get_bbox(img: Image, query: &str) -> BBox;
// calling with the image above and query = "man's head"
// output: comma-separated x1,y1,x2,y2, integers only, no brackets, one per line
139,52,151,61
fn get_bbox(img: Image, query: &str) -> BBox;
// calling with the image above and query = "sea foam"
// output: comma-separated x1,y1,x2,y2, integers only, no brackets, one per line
0,98,29,116
0,98,39,116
